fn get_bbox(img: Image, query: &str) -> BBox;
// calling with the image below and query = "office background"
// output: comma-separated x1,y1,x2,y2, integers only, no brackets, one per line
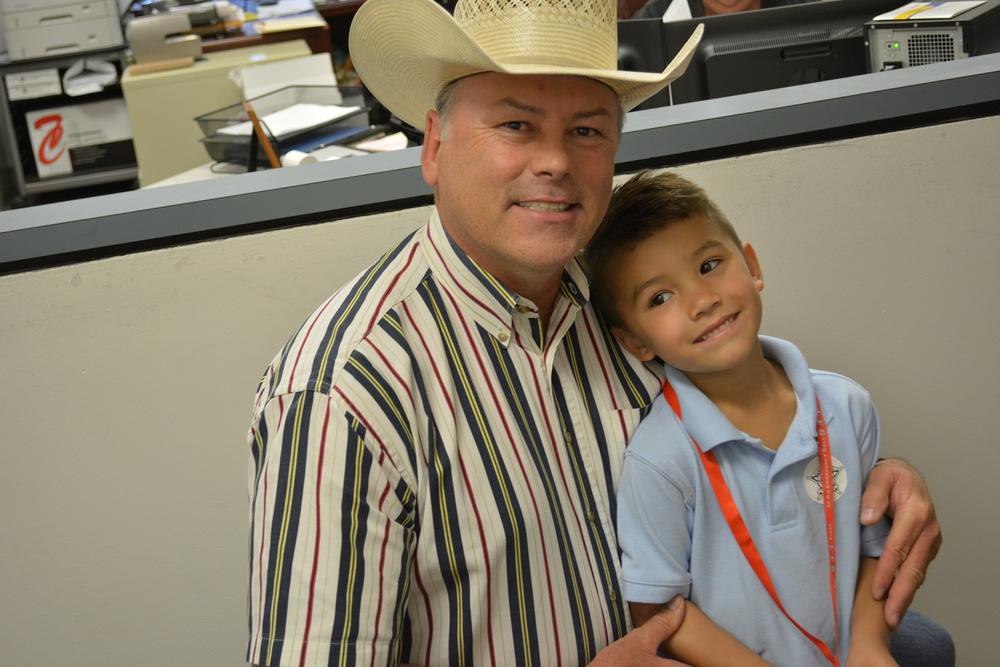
1,110,997,664
1,1,998,665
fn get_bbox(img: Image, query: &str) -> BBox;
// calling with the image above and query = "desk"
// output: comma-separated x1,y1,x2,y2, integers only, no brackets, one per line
201,14,332,56
316,0,367,19
315,0,366,53
121,40,312,186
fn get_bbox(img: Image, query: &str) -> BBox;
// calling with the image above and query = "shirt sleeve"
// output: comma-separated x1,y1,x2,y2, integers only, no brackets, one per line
247,389,417,667
617,447,694,604
855,393,891,558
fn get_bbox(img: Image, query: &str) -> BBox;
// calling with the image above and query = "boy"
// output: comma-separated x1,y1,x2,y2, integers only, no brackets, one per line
584,171,895,666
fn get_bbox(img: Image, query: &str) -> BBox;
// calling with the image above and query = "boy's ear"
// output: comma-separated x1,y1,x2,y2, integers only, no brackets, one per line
613,326,656,362
742,242,764,293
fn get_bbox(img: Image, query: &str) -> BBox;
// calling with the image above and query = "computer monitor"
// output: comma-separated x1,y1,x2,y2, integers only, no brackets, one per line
618,0,906,109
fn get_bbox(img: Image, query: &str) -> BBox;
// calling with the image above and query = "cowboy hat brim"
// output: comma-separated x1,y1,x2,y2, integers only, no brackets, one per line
349,0,704,129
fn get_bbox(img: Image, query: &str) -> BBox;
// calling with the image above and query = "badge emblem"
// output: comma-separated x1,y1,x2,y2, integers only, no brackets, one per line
804,455,846,503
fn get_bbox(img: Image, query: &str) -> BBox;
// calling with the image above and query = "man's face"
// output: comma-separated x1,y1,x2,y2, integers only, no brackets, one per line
608,215,765,379
421,73,620,296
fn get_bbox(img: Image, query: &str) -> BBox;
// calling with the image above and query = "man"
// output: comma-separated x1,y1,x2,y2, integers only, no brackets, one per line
247,1,942,665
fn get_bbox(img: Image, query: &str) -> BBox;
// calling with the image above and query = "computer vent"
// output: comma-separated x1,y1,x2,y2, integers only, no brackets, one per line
907,33,956,66
715,26,860,54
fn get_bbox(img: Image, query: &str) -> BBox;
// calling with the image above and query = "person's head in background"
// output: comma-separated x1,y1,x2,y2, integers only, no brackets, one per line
703,0,762,14
585,170,767,379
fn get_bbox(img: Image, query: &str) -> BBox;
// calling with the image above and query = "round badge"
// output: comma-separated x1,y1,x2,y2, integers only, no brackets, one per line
803,455,847,504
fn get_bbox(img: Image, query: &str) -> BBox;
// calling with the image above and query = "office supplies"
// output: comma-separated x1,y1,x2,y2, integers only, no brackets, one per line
127,56,196,76
62,58,118,96
127,13,203,65
24,97,133,179
121,39,311,185
0,0,124,61
196,84,371,166
231,53,340,101
243,99,281,168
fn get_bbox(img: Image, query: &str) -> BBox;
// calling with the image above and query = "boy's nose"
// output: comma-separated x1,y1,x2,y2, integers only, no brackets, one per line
689,288,721,318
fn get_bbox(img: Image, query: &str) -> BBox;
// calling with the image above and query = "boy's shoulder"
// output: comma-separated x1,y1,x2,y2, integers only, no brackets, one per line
808,368,875,425
625,390,704,479
761,335,874,411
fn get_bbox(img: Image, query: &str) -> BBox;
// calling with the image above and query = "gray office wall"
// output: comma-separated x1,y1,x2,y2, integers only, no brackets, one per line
0,115,996,664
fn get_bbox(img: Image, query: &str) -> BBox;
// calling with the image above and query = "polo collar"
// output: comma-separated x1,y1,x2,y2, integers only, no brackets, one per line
422,208,590,346
664,336,821,454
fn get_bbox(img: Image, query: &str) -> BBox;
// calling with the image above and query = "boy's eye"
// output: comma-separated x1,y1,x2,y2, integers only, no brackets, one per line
650,291,672,307
700,259,721,274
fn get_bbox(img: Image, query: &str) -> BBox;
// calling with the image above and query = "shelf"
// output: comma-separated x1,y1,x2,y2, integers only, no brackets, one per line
22,166,138,196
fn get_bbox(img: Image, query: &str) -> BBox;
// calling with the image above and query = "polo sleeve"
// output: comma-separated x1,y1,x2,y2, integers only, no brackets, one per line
247,389,417,667
856,394,891,558
618,447,694,605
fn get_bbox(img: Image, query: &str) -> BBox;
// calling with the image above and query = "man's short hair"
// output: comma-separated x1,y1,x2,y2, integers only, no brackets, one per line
583,170,742,328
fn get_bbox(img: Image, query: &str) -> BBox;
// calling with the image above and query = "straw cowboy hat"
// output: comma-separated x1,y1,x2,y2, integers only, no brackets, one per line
348,0,704,128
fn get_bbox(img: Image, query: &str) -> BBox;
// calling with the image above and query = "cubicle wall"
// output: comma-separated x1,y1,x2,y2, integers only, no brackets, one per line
1,112,996,666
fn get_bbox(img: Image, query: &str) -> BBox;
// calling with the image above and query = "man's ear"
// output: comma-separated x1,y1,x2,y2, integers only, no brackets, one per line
742,242,764,293
421,109,441,187
613,326,656,362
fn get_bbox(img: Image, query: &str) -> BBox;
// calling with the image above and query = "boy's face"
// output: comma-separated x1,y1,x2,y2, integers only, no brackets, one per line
607,214,765,377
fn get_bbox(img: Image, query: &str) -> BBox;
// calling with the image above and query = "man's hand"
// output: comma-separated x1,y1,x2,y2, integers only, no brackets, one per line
588,597,689,666
861,458,942,629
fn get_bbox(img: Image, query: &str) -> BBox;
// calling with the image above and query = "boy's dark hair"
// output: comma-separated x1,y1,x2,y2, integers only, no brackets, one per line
584,170,742,328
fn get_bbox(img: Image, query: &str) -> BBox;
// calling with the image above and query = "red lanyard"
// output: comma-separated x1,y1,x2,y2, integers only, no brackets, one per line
662,379,841,666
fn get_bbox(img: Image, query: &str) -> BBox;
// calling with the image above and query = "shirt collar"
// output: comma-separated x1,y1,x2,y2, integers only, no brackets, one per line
422,208,590,346
663,336,820,452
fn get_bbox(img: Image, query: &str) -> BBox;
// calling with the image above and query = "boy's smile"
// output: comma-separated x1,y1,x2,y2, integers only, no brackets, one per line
607,214,765,379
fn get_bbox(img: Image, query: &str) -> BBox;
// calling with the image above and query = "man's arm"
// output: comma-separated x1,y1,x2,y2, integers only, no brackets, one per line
860,458,942,628
248,392,417,667
629,599,770,667
587,597,690,666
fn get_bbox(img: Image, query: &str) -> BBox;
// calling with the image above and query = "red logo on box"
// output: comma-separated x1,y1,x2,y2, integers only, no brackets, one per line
33,114,65,165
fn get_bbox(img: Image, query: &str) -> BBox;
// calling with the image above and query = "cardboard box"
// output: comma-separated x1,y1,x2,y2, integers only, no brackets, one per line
25,98,134,178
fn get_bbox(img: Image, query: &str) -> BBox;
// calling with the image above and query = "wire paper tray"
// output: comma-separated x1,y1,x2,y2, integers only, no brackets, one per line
196,85,373,165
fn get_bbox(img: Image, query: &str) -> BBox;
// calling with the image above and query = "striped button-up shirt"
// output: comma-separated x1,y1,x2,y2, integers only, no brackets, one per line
247,209,661,667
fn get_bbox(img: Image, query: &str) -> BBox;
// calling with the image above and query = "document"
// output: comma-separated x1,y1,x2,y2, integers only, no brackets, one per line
218,103,361,138
874,1,986,21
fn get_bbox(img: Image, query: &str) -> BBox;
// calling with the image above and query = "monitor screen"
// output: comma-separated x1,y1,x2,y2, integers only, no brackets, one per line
619,0,907,108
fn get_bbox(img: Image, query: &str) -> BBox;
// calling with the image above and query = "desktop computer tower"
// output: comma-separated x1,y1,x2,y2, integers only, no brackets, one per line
866,0,1000,71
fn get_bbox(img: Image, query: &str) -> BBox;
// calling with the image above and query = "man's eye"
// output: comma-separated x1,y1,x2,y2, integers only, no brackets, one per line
574,127,600,137
700,259,721,274
504,121,526,131
650,291,672,307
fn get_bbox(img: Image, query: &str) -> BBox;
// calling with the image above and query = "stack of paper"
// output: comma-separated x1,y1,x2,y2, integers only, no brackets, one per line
873,1,986,21
218,103,361,138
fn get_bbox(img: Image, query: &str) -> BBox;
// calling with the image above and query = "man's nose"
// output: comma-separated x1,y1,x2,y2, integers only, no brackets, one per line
531,135,570,179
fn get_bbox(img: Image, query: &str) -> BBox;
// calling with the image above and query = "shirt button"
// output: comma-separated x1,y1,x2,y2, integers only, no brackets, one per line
516,304,531,313
568,283,579,295
587,510,596,523
498,331,510,343
609,590,618,602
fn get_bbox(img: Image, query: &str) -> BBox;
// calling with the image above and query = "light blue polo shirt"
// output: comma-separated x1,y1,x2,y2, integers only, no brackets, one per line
618,336,890,666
